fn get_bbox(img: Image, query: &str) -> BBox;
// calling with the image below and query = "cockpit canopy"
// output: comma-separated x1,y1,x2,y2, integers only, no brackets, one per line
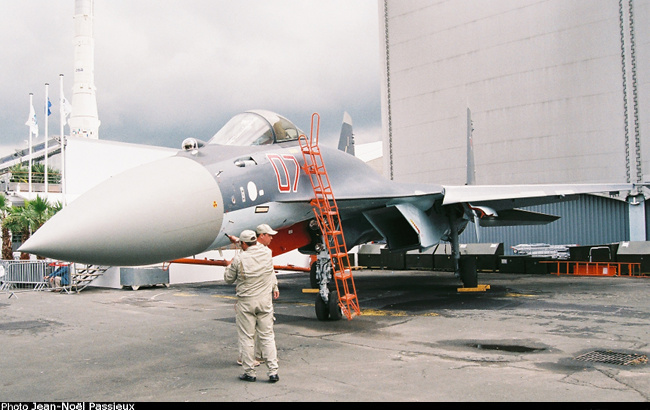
208,110,303,146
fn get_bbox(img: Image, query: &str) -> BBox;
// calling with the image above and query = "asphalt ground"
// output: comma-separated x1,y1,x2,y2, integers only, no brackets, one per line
0,269,648,402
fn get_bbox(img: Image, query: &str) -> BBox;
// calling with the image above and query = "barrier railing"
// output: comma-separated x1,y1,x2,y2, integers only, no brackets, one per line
0,260,53,291
541,261,645,277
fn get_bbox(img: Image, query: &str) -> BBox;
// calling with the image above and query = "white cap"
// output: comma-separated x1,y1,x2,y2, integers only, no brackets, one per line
256,224,278,235
239,230,257,242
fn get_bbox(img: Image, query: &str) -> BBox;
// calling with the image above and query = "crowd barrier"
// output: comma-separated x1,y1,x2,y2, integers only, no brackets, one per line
0,260,53,291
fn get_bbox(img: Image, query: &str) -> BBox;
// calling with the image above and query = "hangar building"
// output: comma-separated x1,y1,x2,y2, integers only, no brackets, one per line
378,0,649,249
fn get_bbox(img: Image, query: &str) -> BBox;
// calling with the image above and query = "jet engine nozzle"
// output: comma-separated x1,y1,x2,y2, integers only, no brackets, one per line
20,156,224,266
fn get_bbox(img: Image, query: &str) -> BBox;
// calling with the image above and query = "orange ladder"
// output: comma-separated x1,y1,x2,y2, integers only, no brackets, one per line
298,113,361,320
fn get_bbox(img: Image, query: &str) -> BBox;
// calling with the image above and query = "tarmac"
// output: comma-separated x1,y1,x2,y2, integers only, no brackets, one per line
0,269,649,402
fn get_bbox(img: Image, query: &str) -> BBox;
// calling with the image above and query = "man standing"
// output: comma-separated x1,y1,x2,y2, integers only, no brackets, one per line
224,230,280,383
252,223,278,364
227,224,279,367
255,223,277,247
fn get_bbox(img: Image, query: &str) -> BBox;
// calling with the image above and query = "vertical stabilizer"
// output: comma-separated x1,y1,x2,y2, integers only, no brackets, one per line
337,112,355,156
466,107,476,185
467,107,480,242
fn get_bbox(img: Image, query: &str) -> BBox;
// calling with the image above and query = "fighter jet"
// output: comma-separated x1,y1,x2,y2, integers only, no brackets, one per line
20,110,638,318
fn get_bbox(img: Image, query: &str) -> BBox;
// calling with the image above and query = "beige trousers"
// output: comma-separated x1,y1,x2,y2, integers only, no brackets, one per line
235,294,278,377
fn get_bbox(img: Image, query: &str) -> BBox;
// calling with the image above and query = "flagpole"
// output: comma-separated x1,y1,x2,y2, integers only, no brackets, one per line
45,83,49,194
28,93,33,196
59,74,67,207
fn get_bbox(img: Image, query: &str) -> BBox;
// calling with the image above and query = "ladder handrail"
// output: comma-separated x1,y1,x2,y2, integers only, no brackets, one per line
299,113,361,320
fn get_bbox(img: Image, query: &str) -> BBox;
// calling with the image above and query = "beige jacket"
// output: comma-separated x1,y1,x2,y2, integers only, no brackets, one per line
224,243,278,298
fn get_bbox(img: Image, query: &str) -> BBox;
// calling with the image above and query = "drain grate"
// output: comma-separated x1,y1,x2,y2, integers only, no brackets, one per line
574,350,648,366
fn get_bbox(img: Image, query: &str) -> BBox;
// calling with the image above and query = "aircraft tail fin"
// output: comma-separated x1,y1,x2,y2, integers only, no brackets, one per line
466,107,476,185
338,112,355,156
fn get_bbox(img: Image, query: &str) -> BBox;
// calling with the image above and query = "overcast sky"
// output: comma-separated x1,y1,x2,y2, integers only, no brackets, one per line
0,0,382,156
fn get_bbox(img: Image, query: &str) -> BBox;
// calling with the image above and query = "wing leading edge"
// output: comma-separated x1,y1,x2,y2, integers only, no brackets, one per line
441,183,634,208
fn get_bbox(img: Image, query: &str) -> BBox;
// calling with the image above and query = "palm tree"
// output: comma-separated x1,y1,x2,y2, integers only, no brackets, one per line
9,164,28,183
8,163,61,185
3,195,61,260
3,206,31,259
26,195,51,231
0,194,12,260
31,163,45,184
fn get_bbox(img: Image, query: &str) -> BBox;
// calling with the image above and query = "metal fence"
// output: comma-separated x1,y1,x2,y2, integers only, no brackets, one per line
0,260,53,292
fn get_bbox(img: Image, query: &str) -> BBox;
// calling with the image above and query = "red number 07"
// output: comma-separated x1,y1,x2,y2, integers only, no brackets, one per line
267,154,300,193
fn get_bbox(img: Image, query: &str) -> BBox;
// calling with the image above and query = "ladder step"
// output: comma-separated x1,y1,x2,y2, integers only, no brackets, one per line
339,293,357,303
334,271,352,280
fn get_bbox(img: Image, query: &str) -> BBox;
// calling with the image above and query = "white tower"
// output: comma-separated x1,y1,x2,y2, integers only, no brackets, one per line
69,0,100,139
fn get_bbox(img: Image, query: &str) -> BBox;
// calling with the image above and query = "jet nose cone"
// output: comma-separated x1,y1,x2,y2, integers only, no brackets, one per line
20,156,224,266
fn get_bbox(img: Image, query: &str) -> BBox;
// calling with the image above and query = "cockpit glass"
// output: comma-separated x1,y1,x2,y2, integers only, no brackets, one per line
208,112,302,146
208,113,273,146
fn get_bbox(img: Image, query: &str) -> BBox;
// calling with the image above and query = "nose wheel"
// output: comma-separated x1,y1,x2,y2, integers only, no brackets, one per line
315,290,343,321
312,255,343,321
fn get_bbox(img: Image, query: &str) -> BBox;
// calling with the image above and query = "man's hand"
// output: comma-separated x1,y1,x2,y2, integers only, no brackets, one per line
273,290,280,300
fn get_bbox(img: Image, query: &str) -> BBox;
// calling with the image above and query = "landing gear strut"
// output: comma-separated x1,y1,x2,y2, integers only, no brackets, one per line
448,211,479,288
311,250,343,321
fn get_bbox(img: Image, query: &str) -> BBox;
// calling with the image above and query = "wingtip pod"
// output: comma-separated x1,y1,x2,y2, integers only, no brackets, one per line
20,156,225,266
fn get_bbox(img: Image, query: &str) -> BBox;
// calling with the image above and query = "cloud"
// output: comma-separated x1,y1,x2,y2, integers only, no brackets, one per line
0,1,381,151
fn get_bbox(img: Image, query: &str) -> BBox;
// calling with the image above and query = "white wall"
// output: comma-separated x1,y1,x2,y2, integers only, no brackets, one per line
380,0,648,185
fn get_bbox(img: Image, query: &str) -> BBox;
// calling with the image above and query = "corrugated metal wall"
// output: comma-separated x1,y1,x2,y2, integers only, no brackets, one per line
459,194,630,253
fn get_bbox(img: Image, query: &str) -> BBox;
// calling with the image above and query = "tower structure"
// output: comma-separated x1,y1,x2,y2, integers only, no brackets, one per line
69,0,100,139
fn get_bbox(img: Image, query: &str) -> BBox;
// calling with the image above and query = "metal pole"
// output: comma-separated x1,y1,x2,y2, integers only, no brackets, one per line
28,93,33,196
59,74,67,207
45,83,49,194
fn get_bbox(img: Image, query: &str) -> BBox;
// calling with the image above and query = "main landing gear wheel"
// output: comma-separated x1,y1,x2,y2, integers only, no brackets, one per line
459,256,478,288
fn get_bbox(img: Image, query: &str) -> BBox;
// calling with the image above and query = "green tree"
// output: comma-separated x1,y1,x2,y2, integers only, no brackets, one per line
8,164,28,183
8,163,61,184
2,195,62,260
3,205,31,259
30,163,61,184
0,194,12,260
26,195,51,231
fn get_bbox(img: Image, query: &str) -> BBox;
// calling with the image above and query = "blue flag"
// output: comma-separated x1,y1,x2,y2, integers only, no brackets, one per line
47,98,52,116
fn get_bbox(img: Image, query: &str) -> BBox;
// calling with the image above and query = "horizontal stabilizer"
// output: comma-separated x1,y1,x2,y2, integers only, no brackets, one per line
478,208,560,227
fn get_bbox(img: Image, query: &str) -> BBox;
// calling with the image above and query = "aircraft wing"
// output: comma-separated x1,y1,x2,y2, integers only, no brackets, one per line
441,183,634,210
305,181,637,253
